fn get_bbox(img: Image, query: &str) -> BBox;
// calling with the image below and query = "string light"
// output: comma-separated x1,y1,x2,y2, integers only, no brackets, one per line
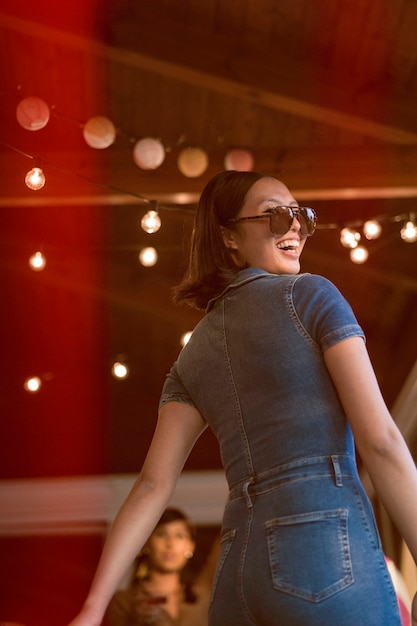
180,331,193,346
16,96,50,131
400,215,417,243
83,115,116,149
7,90,417,402
141,201,161,234
25,166,46,190
29,250,47,271
3,89,417,262
23,376,42,393
177,147,209,177
340,227,361,249
224,148,254,171
111,361,129,379
350,245,369,264
139,246,158,267
363,220,382,240
133,137,166,170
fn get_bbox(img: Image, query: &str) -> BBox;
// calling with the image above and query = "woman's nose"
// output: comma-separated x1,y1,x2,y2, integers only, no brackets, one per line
290,216,301,232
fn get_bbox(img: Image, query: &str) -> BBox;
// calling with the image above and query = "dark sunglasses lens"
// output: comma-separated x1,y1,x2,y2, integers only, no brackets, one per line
270,207,316,236
299,208,316,236
270,207,292,235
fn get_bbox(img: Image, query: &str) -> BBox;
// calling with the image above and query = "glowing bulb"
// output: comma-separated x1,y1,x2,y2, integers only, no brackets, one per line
224,148,254,171
181,331,193,346
29,251,46,271
177,147,209,177
340,227,361,248
24,376,42,392
133,137,165,170
111,361,129,379
141,210,161,234
400,220,417,243
16,96,50,130
139,246,158,267
350,246,368,264
25,167,45,190
363,220,382,240
83,116,116,149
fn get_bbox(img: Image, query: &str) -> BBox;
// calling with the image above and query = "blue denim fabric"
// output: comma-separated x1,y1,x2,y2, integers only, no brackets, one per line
159,268,401,625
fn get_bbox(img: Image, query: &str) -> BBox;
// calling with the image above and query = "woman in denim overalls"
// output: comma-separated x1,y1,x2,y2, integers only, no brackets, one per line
69,171,417,626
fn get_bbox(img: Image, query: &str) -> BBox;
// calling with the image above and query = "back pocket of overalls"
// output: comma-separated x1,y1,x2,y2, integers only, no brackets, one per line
265,509,353,603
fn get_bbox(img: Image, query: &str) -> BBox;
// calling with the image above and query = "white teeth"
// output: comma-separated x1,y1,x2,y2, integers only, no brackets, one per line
276,239,300,250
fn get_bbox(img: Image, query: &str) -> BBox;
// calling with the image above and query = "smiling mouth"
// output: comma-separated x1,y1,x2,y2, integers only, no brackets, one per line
276,239,300,251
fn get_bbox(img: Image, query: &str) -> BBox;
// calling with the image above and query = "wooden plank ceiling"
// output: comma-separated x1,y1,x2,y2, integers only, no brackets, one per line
0,0,416,477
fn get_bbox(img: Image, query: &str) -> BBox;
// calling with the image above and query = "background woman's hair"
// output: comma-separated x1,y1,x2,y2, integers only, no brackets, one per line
173,170,266,310
157,507,196,541
133,507,198,603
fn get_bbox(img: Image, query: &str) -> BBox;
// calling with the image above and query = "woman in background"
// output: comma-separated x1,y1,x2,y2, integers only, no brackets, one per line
103,507,216,626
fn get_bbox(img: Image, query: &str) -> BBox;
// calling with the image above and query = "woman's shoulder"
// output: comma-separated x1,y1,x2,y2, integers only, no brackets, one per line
243,269,337,291
294,272,337,288
252,271,343,304
292,272,346,302
290,273,364,347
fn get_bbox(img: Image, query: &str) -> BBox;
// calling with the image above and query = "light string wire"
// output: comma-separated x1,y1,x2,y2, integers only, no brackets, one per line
1,86,417,239
1,137,415,232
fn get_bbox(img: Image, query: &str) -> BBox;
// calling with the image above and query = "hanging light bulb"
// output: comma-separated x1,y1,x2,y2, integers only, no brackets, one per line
23,376,42,393
363,220,382,240
224,148,254,171
340,227,361,248
400,215,417,243
25,166,45,190
16,96,50,131
141,201,161,234
29,251,46,271
180,331,193,346
350,245,369,264
141,210,161,234
177,147,209,177
83,115,116,149
111,361,129,379
133,137,165,170
139,246,158,267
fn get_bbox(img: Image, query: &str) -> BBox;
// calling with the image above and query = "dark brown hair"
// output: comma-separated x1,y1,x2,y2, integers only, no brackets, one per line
173,170,267,309
156,507,196,541
134,508,197,603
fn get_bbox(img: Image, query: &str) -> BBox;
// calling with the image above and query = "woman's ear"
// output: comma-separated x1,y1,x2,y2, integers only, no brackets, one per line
220,226,239,250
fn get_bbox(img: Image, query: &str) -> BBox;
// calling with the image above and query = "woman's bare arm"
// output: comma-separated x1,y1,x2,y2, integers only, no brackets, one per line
324,337,417,559
68,402,207,626
324,337,417,626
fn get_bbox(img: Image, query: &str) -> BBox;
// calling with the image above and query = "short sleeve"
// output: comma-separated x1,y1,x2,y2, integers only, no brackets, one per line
159,362,196,411
292,274,365,352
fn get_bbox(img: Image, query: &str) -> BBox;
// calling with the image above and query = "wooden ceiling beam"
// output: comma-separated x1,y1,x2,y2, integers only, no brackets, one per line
3,186,417,209
104,46,417,145
108,10,417,144
1,12,417,145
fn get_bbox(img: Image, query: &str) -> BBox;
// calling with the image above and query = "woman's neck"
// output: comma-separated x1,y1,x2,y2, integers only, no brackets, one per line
144,570,183,597
142,571,184,619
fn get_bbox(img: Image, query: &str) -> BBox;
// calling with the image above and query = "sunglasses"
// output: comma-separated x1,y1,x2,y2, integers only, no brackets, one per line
228,205,317,237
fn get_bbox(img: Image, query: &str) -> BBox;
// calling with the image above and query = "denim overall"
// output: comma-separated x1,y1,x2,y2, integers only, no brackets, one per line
160,268,401,625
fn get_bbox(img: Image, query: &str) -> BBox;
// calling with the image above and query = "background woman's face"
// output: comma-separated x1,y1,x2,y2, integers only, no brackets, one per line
228,177,307,275
146,520,195,574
